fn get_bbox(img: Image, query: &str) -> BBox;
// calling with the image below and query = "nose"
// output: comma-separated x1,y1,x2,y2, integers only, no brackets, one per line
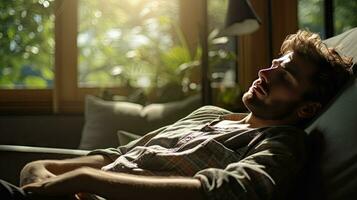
258,66,274,83
258,61,280,83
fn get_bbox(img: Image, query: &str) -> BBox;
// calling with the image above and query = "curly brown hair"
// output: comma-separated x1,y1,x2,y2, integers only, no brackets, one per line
280,30,353,107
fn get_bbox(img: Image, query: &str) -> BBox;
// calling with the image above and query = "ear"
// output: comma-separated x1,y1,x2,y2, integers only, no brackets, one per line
297,102,322,119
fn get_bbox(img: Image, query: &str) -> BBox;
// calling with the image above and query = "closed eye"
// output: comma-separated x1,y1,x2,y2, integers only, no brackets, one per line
281,66,298,85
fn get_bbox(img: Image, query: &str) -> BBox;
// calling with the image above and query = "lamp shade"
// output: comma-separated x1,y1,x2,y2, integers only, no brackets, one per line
220,0,261,36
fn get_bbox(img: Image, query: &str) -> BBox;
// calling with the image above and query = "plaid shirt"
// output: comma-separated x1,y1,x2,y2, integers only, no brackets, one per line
90,107,307,200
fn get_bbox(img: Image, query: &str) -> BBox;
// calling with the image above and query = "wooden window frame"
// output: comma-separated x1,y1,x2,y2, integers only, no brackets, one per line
0,0,152,114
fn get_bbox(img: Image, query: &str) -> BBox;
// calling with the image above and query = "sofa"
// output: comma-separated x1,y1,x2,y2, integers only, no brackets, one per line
0,94,201,184
302,27,357,199
0,27,356,199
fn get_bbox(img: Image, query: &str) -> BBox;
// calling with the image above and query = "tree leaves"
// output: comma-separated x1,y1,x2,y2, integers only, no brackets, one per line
0,0,54,89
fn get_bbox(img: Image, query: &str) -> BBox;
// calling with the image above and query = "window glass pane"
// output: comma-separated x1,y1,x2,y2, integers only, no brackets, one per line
208,0,227,30
208,0,236,87
0,0,54,89
334,0,357,35
207,0,239,108
298,0,325,37
78,0,183,90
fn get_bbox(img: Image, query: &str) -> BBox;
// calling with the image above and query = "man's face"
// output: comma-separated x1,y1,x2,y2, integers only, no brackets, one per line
242,51,316,120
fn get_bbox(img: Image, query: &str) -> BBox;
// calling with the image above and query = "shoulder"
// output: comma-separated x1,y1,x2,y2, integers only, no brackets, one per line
259,126,307,145
262,125,307,136
248,126,307,155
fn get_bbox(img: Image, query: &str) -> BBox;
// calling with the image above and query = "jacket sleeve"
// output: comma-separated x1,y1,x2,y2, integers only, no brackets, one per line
194,127,307,200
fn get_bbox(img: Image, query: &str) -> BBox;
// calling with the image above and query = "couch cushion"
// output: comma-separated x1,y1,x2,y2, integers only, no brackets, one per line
79,95,201,150
306,78,357,200
324,27,357,61
305,27,357,200
140,94,201,131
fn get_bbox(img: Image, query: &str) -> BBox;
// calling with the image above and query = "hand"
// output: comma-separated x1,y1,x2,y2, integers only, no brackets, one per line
22,167,89,196
75,192,99,200
20,161,56,187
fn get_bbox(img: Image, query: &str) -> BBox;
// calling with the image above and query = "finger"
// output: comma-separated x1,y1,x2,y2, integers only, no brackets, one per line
75,193,95,200
46,171,56,178
75,193,85,200
21,177,42,187
22,182,46,194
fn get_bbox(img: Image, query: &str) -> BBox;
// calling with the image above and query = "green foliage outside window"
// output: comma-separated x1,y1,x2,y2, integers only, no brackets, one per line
78,0,185,88
299,0,357,38
334,0,357,34
298,0,324,36
79,0,235,104
78,0,196,103
0,0,54,89
0,0,234,105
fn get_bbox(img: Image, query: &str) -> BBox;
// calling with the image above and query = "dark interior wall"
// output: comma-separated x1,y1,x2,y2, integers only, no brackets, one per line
0,115,84,149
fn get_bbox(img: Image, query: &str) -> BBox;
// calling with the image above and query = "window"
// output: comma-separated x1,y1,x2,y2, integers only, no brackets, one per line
78,0,181,89
0,0,191,112
334,0,357,34
0,0,240,113
208,0,236,87
298,0,324,36
0,0,54,89
298,0,357,38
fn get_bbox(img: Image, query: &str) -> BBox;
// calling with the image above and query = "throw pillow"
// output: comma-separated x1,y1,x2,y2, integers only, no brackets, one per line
79,94,201,150
79,95,144,150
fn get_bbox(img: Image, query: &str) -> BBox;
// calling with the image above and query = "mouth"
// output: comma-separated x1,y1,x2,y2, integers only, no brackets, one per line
252,79,268,96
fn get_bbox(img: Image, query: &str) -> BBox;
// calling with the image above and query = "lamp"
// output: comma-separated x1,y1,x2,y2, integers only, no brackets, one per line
201,0,261,105
220,0,261,37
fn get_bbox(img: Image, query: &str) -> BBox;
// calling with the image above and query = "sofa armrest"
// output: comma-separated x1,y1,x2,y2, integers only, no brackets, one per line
0,145,90,185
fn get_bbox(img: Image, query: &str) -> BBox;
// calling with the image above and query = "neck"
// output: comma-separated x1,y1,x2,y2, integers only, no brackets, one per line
241,113,296,128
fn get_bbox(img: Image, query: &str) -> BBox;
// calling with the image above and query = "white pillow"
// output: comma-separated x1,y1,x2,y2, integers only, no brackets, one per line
79,95,144,150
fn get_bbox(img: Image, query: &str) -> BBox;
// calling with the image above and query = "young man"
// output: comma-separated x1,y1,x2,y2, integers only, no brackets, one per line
1,30,353,200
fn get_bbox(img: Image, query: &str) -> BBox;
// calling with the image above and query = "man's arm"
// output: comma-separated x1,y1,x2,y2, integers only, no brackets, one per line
20,125,169,187
20,155,111,186
87,168,203,200
23,167,204,200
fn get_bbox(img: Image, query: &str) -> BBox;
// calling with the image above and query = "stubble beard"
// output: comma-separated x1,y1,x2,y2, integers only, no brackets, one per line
242,91,299,121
